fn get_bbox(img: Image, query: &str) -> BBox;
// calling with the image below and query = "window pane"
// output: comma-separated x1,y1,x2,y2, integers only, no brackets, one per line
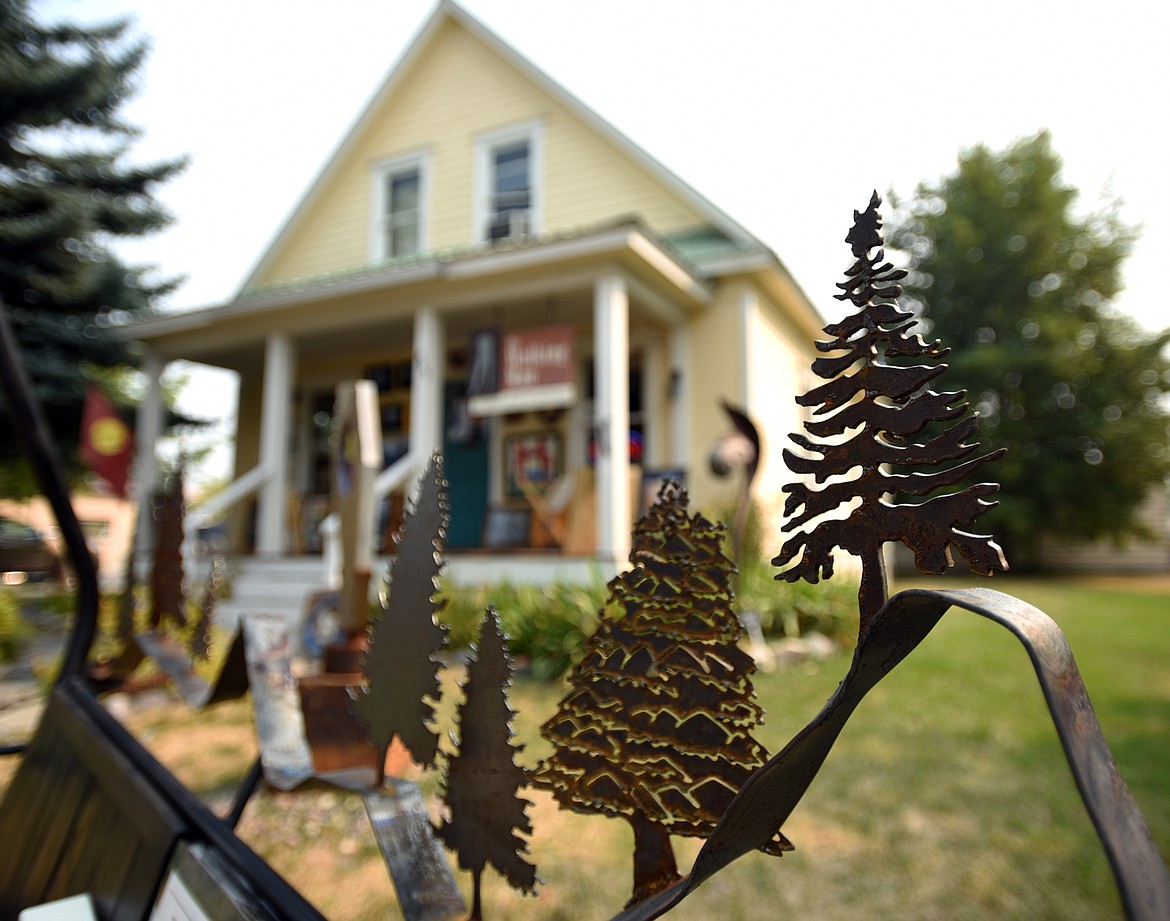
384,166,420,257
493,142,529,195
389,221,418,258
389,172,419,211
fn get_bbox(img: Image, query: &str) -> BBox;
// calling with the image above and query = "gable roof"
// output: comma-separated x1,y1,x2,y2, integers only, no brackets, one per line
237,0,808,304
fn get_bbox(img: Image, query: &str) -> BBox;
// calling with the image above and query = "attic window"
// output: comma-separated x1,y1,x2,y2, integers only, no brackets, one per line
371,152,428,261
475,121,542,244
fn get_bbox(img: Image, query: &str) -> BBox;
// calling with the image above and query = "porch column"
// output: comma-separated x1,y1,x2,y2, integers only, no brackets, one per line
409,306,446,460
594,273,631,563
256,332,295,557
134,348,165,562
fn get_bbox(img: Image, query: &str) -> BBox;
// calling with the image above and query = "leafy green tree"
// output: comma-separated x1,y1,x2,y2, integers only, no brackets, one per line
888,132,1170,566
0,0,185,494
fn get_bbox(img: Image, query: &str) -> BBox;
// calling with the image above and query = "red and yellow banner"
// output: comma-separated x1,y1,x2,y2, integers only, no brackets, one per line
79,386,134,497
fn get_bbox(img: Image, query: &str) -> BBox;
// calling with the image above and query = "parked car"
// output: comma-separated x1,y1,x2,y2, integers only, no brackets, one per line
0,516,64,585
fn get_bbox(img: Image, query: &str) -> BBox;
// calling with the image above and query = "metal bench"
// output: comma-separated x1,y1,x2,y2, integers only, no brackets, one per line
0,305,324,921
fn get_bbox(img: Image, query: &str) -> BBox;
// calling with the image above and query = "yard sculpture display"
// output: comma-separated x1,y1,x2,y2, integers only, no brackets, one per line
352,450,450,781
612,194,1170,921
356,454,535,921
88,467,250,708
534,481,786,907
773,190,1007,631
437,606,538,919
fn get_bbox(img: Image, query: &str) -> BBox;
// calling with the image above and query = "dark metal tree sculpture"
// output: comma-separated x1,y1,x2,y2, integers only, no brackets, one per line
534,482,788,907
352,452,450,785
774,192,1008,633
149,467,187,630
189,555,226,662
438,606,537,920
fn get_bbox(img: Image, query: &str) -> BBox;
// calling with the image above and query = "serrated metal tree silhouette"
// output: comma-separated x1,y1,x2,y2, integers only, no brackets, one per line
533,482,788,908
437,606,537,920
773,192,1007,634
149,467,186,630
352,452,449,784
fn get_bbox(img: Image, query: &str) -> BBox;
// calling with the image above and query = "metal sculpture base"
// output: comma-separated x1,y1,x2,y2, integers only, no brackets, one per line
364,780,465,921
134,628,249,710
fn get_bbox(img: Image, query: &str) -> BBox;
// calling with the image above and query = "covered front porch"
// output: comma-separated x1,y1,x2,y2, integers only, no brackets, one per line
124,222,712,587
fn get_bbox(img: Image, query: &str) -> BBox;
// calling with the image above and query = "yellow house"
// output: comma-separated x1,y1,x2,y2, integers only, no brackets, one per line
121,1,821,589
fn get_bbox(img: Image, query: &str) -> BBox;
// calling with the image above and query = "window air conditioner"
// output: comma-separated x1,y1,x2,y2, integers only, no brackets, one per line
488,210,529,242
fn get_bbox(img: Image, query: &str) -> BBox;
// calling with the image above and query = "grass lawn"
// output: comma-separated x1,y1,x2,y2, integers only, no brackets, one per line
3,574,1167,919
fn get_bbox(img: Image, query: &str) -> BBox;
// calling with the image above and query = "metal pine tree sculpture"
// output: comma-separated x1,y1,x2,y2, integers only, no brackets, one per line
352,452,450,784
149,467,186,630
774,192,1007,633
533,481,788,908
438,606,537,920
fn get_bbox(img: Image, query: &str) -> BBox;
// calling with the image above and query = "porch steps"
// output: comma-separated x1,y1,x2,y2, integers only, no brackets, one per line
210,557,327,634
202,553,621,638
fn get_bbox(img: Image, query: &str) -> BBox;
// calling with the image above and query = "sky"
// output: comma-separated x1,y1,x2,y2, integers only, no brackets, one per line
38,0,1170,482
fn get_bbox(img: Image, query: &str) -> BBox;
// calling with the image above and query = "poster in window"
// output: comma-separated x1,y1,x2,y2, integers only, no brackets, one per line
505,431,561,499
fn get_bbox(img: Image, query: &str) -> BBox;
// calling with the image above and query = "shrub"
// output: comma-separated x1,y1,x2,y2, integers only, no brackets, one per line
736,556,859,643
0,588,27,662
441,578,604,681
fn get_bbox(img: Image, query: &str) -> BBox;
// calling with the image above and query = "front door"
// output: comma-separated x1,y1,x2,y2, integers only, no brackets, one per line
443,381,489,548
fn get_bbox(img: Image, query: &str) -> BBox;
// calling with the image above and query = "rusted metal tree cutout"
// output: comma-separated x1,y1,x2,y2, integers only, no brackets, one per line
438,606,537,920
534,482,787,908
611,194,1170,921
774,191,1007,632
352,451,450,784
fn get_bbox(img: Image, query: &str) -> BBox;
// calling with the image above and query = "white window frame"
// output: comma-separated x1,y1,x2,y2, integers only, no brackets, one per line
473,119,543,245
369,150,430,262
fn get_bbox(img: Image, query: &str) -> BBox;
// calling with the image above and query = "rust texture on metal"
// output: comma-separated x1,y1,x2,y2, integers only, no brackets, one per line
149,467,187,629
352,450,451,783
438,606,537,919
190,554,227,662
242,613,315,791
533,481,786,907
133,627,248,710
364,780,466,921
298,670,380,777
612,586,1170,921
773,192,1007,632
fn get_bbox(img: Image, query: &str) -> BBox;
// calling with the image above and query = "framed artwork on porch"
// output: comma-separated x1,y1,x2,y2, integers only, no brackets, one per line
504,431,562,499
481,505,532,549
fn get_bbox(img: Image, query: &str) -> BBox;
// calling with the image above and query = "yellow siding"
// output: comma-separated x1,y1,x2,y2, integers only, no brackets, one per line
255,18,707,288
747,291,810,549
683,283,745,520
680,281,813,547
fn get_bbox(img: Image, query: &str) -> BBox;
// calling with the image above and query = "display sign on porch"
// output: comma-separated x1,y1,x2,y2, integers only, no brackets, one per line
467,323,577,416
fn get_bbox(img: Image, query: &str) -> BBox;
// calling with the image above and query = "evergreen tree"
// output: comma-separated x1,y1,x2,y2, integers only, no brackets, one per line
353,454,449,783
438,607,536,920
888,132,1170,565
774,193,1007,633
533,482,787,907
0,0,185,493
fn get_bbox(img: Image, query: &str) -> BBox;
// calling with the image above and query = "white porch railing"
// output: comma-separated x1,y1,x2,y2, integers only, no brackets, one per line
183,463,271,566
318,450,427,588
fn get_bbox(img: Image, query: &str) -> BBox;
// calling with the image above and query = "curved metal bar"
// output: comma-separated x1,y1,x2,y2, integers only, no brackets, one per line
0,303,100,682
613,586,1170,921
